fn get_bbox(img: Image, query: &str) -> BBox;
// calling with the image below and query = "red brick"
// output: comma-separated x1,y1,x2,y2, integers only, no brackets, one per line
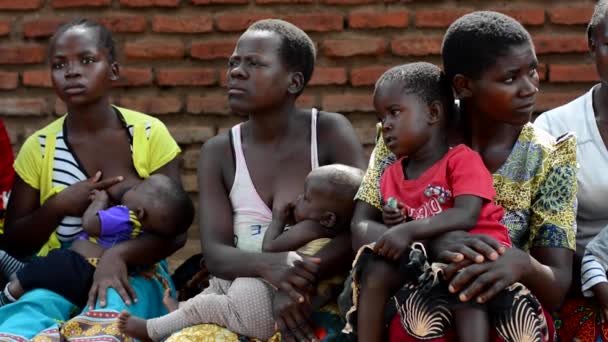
0,44,46,64
391,36,443,56
538,63,548,81
0,0,42,10
119,96,182,115
152,16,213,33
533,35,588,54
322,39,385,58
192,0,248,4
309,67,347,86
52,0,111,8
119,0,180,6
216,14,271,32
99,16,147,33
282,14,344,32
23,70,52,88
322,94,374,113
157,68,217,86
349,11,409,29
549,64,598,83
113,67,153,87
170,126,216,144
23,18,66,38
0,20,10,36
182,174,198,192
350,65,393,86
182,149,200,170
0,72,18,90
354,122,378,145
219,71,229,86
323,0,394,4
549,6,593,25
296,94,316,108
0,98,48,116
256,0,313,4
187,94,230,115
415,8,473,28
125,41,185,60
536,92,581,112
191,40,236,60
493,7,545,26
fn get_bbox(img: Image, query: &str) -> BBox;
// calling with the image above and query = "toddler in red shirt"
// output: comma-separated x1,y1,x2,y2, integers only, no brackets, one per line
357,62,511,342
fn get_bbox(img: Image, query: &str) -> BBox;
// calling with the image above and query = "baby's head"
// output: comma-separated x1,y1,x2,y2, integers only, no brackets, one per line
293,164,364,230
373,62,453,158
121,174,195,236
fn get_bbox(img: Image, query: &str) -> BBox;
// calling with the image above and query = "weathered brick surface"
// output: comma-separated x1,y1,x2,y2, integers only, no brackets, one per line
0,0,600,212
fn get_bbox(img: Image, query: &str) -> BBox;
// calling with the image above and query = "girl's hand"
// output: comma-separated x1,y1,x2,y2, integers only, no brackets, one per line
433,231,506,265
261,251,320,304
86,248,137,309
382,201,405,227
373,225,412,261
447,247,531,304
53,171,122,217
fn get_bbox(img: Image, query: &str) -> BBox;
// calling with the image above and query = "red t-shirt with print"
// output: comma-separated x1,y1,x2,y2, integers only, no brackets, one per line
0,120,14,210
380,144,511,247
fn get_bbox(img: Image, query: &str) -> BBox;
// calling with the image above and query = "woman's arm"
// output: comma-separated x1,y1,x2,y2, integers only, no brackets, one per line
2,172,122,257
351,200,387,250
200,135,318,297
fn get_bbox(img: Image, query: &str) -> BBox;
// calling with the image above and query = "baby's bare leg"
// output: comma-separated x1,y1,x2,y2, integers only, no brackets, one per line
453,304,490,342
357,254,407,342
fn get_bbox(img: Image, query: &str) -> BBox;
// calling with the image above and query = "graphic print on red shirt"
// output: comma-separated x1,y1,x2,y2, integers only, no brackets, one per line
380,144,511,247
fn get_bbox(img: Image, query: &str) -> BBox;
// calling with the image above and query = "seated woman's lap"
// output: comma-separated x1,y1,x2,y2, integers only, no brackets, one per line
0,262,173,339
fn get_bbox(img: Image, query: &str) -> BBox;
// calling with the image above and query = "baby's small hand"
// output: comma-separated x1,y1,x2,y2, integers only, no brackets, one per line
382,198,405,227
89,189,110,204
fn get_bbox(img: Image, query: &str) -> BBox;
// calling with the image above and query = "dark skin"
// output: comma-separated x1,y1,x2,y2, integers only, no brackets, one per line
1,26,185,309
583,16,608,320
199,29,365,342
352,42,573,326
357,81,493,342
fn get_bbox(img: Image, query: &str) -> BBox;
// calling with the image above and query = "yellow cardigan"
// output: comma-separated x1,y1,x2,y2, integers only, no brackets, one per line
13,106,181,256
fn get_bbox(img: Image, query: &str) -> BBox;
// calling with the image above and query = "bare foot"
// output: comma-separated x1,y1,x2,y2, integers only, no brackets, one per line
162,288,179,312
118,310,152,341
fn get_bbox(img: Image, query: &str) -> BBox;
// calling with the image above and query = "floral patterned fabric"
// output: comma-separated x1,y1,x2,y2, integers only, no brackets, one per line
355,122,578,252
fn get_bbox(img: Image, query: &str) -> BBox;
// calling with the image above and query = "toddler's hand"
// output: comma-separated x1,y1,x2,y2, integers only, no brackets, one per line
382,197,405,227
592,283,608,322
373,225,412,261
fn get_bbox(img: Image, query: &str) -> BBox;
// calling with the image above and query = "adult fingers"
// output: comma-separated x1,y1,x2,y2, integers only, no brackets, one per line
448,263,490,294
290,306,316,341
469,236,505,261
457,271,498,302
286,273,314,294
452,245,485,263
279,281,306,303
123,275,138,304
295,257,320,276
276,317,295,342
282,310,307,342
437,250,465,264
476,278,509,304
86,283,99,310
93,176,124,190
89,170,102,183
442,259,474,280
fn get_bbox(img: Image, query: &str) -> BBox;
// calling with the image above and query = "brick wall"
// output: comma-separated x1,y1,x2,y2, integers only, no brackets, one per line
0,0,599,244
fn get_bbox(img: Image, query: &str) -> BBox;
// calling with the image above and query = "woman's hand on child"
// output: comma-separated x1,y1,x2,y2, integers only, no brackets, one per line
373,225,412,261
272,290,317,342
54,171,123,216
446,247,528,304
382,202,405,227
86,248,137,309
262,251,320,304
433,231,506,265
